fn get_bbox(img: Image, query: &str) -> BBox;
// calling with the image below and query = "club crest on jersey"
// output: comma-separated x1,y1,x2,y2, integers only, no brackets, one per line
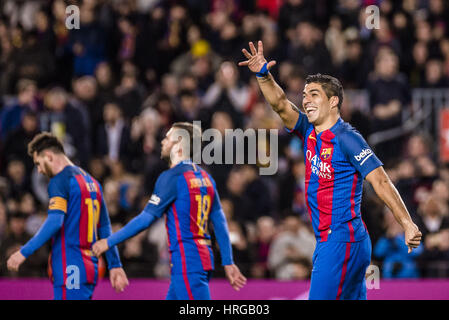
321,148,333,160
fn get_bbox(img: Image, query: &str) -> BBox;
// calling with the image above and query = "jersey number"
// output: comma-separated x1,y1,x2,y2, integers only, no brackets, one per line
195,194,211,236
85,199,100,243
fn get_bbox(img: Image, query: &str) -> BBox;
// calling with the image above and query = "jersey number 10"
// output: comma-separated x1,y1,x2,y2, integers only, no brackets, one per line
85,198,100,243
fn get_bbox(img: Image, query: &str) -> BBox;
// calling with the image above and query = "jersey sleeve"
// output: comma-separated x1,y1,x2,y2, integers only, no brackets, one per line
47,174,70,215
107,170,177,248
209,178,234,266
20,174,69,258
338,129,383,179
284,106,310,140
141,170,178,218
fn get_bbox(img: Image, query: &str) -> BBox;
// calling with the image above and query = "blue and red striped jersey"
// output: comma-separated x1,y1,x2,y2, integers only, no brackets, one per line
47,166,121,286
137,160,233,274
287,115,383,243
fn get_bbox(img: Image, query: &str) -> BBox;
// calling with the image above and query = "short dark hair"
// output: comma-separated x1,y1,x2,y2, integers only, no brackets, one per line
27,132,65,156
305,74,343,110
172,122,202,159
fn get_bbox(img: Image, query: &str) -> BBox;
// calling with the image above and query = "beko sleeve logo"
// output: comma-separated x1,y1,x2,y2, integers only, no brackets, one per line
354,149,373,165
149,194,161,205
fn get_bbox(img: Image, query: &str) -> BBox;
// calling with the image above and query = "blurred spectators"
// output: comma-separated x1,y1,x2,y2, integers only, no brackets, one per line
250,216,277,278
0,0,448,280
268,215,315,280
415,195,449,277
373,207,423,278
367,47,410,164
0,79,38,140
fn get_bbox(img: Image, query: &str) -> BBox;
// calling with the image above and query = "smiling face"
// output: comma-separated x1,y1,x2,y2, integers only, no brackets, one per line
302,82,339,125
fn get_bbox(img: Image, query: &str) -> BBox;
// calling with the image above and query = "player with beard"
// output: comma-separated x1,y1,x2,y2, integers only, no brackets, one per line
93,122,246,300
7,132,128,299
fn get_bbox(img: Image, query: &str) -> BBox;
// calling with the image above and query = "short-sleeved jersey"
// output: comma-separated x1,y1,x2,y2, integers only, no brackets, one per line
287,113,383,243
142,160,232,274
48,166,120,286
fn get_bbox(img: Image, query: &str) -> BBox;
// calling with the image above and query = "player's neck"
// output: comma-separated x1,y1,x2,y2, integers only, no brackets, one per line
52,155,75,175
170,156,190,168
314,114,340,134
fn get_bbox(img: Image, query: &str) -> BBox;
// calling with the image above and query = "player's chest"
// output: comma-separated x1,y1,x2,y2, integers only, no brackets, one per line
303,135,349,181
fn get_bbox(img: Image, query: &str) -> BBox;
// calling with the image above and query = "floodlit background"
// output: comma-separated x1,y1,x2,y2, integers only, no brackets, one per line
0,0,449,299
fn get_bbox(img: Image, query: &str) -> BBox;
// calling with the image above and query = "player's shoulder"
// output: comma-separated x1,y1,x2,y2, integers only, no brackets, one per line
48,166,77,195
333,120,366,144
157,165,183,185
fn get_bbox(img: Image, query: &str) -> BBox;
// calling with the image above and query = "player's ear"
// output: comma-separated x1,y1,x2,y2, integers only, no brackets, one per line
44,150,53,162
330,96,339,109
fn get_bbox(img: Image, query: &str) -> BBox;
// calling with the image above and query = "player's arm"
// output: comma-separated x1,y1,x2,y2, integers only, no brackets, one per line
92,171,176,256
366,167,422,253
238,41,301,130
209,184,247,291
7,178,67,271
339,129,422,253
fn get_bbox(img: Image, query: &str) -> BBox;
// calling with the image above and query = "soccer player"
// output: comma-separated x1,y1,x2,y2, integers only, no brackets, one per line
92,122,247,300
6,132,128,300
239,41,422,300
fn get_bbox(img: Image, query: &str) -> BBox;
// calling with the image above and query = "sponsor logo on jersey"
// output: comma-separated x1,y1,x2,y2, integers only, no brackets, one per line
306,150,332,179
149,194,161,205
354,149,373,165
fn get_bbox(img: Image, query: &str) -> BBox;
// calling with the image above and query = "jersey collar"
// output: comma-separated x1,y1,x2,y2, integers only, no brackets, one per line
316,117,343,136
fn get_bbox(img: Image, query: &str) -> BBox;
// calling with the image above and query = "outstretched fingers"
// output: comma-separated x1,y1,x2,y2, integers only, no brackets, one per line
257,40,263,55
249,41,257,55
267,60,277,69
242,48,252,59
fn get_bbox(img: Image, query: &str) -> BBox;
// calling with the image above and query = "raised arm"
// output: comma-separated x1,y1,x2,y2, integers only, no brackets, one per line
238,41,300,129
366,167,422,253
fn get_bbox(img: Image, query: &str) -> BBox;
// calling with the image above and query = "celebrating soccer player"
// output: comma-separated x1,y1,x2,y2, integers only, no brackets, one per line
92,122,247,300
238,41,422,300
6,132,128,300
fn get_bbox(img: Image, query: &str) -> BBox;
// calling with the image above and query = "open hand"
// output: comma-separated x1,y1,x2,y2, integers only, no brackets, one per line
238,41,276,74
224,264,247,291
109,267,129,293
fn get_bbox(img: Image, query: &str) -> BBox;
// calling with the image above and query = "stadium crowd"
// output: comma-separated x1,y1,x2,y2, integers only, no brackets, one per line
0,0,449,280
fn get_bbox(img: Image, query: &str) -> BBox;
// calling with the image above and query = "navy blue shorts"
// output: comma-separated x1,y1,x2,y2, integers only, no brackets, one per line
166,271,212,300
53,283,95,300
309,236,372,300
